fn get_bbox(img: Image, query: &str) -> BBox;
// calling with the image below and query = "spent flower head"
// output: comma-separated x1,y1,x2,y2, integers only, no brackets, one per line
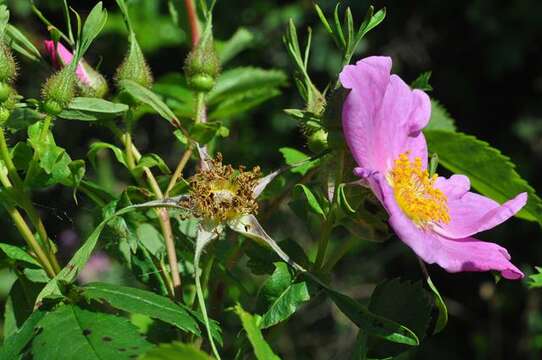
182,153,261,223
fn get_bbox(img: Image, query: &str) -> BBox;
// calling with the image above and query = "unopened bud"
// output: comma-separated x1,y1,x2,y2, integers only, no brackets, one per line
307,128,328,154
0,106,10,125
43,40,109,98
0,42,17,84
115,36,153,89
184,39,220,92
41,67,76,115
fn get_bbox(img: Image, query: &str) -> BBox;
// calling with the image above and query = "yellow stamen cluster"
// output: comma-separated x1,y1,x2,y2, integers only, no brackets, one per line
388,153,450,227
181,154,261,222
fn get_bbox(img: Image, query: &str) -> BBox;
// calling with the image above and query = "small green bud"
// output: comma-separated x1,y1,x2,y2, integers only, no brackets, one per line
79,64,109,98
184,39,220,93
188,73,215,92
115,35,153,89
0,43,17,84
307,128,328,154
42,100,63,116
41,67,76,114
0,106,10,125
0,82,12,102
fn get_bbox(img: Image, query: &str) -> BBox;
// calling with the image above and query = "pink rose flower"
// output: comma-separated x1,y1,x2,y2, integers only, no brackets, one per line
340,56,526,279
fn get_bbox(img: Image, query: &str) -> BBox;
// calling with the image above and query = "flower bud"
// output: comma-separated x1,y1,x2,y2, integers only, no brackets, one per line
41,67,76,115
0,42,17,84
307,128,328,154
0,82,12,102
184,39,220,92
43,40,109,98
0,106,10,126
115,36,153,89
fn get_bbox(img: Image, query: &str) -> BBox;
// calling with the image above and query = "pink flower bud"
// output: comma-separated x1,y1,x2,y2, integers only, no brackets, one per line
44,40,108,98
44,40,90,85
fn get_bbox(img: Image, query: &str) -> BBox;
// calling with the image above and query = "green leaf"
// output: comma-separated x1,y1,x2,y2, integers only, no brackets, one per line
279,147,318,175
59,97,129,121
4,277,43,339
426,276,448,333
31,305,152,360
81,282,200,336
136,223,165,256
78,2,108,58
0,310,45,359
259,262,310,329
217,28,254,64
133,153,171,177
528,266,542,288
140,342,213,360
208,87,280,120
411,71,433,91
4,108,45,132
294,184,326,218
425,130,542,223
5,24,42,61
153,74,195,118
88,142,128,168
234,304,281,360
189,122,229,144
367,279,432,357
425,100,456,132
26,122,78,187
207,67,287,105
119,79,182,128
0,243,40,266
325,288,419,346
0,5,9,39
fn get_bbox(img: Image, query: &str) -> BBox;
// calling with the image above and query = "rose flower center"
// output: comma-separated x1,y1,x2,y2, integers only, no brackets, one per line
182,155,261,222
388,152,450,227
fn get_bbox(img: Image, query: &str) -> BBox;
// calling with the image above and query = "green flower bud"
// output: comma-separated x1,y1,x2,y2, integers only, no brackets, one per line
307,128,328,154
0,82,12,102
184,39,220,93
79,62,109,98
188,73,215,92
0,43,17,84
42,100,63,116
0,106,10,125
115,35,153,89
41,67,76,114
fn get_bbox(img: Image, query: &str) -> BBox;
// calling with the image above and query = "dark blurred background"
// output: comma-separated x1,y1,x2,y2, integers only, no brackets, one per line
1,0,541,359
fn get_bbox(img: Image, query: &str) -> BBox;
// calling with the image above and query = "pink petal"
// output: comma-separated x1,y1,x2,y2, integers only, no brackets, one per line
433,175,527,239
340,56,431,174
371,173,523,280
43,40,91,85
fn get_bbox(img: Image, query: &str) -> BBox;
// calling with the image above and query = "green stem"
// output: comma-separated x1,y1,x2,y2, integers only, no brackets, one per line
313,217,333,270
195,92,205,124
314,151,344,271
165,144,193,197
0,171,56,278
0,126,60,273
121,117,180,299
195,251,221,359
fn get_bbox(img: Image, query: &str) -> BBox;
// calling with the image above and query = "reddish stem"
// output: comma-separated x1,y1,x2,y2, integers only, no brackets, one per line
184,0,200,47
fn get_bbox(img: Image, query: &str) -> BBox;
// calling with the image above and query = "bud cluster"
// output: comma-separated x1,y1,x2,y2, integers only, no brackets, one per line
0,41,18,125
